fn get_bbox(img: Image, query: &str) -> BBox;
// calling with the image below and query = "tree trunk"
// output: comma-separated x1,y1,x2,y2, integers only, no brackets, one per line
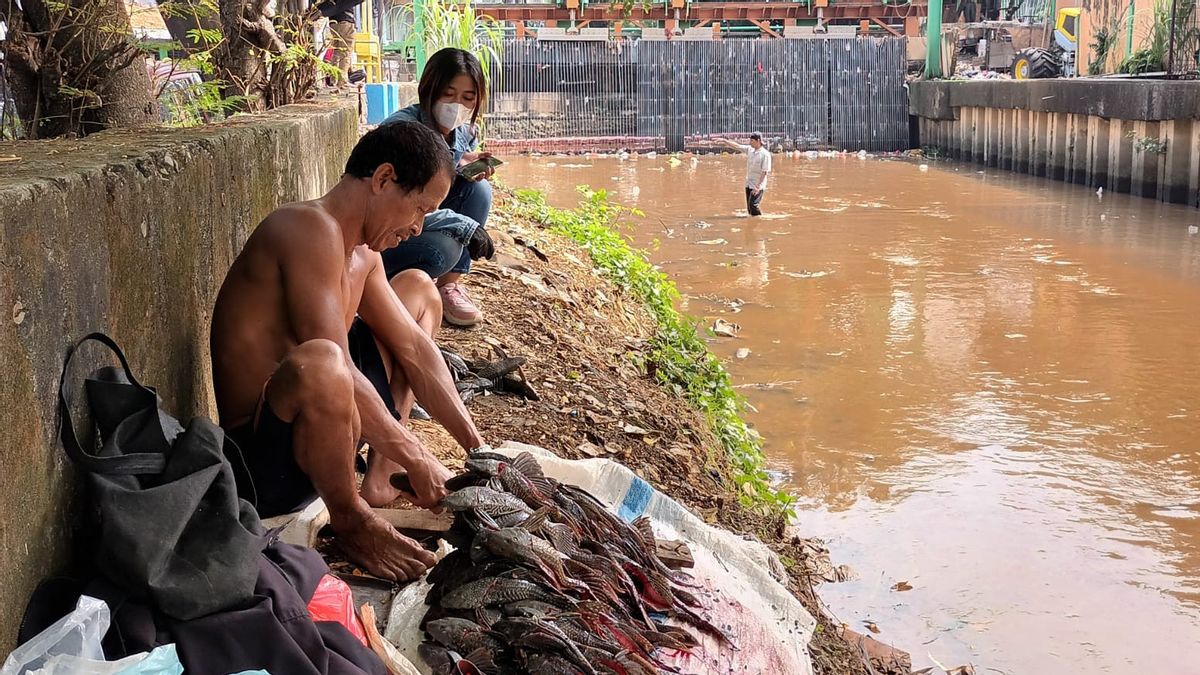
154,0,223,54
0,0,157,138
212,0,289,108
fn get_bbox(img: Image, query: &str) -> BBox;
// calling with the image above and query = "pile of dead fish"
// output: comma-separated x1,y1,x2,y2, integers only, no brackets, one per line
416,449,733,674
442,348,538,403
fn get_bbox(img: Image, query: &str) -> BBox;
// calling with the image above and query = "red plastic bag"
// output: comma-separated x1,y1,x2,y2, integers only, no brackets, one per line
307,574,368,646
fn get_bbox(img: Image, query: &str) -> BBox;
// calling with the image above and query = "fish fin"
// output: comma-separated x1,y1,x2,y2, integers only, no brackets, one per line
485,476,505,492
456,646,498,675
528,475,560,496
631,516,656,544
474,508,502,531
510,451,544,477
521,506,554,532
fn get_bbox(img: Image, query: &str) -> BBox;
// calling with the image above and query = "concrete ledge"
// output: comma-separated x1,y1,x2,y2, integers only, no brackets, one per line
0,101,357,653
910,80,1200,122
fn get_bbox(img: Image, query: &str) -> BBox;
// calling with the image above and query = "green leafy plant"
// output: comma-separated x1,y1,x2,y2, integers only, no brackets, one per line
1119,0,1200,74
1088,23,1120,74
508,187,796,519
1128,131,1167,154
400,0,505,89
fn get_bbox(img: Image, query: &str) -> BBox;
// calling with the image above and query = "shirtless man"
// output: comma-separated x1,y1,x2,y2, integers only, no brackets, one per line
210,121,484,581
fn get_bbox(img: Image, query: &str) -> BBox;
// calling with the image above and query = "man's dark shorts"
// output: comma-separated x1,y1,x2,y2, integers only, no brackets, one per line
226,320,399,518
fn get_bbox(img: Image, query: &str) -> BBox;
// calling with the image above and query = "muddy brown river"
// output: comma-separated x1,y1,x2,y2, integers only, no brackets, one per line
502,152,1200,673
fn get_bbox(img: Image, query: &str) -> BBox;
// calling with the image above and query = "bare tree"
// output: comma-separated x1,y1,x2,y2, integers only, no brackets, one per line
1,0,157,138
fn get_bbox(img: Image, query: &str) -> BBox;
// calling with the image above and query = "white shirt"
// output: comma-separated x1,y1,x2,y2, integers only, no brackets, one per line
744,145,772,190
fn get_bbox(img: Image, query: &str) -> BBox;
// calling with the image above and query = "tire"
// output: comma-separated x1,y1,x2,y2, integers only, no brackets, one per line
1012,48,1060,79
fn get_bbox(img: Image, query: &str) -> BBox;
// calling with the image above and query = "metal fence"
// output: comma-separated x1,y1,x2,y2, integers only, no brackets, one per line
486,37,910,152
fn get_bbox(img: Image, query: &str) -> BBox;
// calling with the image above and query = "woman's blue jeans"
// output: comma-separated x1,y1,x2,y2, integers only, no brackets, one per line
382,176,492,280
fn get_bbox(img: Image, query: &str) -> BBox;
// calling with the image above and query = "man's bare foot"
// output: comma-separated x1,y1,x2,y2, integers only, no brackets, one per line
333,507,436,582
361,447,405,507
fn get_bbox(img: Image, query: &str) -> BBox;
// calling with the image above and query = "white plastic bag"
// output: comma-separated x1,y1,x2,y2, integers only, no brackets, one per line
1,595,183,675
386,442,816,675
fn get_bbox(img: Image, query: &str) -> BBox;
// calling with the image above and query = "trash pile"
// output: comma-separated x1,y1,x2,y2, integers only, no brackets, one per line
415,449,731,674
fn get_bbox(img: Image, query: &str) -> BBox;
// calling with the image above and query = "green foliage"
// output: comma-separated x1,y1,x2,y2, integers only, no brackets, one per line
401,0,505,89
159,78,248,127
1128,131,1167,154
1119,0,1200,74
186,27,223,48
1088,23,1120,75
508,188,796,519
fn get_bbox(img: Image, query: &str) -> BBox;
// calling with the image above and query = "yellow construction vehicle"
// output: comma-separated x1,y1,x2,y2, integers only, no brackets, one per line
1012,7,1080,79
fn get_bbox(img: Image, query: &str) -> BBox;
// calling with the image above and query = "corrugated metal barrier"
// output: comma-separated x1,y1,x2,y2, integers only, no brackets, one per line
486,37,909,152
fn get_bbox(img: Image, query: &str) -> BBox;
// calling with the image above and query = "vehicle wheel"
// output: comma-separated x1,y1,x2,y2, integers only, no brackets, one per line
1012,48,1060,79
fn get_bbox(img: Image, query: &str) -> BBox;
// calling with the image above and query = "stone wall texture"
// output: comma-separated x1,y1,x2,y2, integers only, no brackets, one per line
0,102,358,654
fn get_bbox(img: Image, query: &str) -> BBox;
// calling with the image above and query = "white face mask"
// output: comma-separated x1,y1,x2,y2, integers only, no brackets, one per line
432,101,472,130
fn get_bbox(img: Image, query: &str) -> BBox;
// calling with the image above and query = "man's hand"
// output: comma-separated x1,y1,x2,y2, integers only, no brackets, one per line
401,451,452,510
752,188,762,197
467,226,495,260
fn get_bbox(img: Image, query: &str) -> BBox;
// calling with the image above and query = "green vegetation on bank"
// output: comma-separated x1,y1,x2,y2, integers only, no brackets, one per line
507,187,796,519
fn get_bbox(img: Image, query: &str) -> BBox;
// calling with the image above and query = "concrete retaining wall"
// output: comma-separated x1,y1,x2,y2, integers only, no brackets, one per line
910,80,1200,207
0,102,357,654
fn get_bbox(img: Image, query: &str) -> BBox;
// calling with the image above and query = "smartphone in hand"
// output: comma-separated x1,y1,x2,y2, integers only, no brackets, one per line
459,155,503,181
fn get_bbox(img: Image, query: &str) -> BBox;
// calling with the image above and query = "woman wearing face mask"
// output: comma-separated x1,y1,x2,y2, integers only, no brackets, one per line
380,47,496,327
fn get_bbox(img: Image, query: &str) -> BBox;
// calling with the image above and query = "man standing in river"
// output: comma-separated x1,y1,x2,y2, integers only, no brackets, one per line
717,133,772,216
210,121,485,581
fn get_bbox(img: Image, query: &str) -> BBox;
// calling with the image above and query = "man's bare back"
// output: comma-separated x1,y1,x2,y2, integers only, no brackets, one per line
209,122,484,581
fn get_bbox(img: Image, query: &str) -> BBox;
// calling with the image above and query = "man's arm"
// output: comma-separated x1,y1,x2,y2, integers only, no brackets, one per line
356,253,484,452
716,137,749,152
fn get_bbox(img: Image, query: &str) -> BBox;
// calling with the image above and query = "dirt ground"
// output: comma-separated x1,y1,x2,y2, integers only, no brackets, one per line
371,190,910,675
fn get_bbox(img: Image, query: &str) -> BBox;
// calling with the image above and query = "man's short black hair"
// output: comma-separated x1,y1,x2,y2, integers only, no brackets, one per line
749,132,762,142
344,121,454,192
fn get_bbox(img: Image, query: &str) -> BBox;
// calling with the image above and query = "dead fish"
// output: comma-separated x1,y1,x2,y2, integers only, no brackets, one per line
426,618,507,656
441,577,573,611
464,451,544,480
470,355,527,382
471,520,580,592
420,604,502,632
442,348,471,377
495,617,597,675
442,486,531,517
642,625,698,651
577,602,656,656
520,652,583,675
501,599,564,619
426,559,516,606
417,643,497,675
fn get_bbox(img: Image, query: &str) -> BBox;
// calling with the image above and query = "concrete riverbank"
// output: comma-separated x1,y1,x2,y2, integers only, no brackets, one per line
910,79,1200,207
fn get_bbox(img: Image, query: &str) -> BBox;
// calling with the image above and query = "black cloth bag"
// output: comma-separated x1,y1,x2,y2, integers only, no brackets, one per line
57,333,263,620
18,537,387,675
39,332,387,674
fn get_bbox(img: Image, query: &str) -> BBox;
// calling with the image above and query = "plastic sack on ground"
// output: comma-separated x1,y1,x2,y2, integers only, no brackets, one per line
384,442,816,675
1,596,183,675
307,574,369,646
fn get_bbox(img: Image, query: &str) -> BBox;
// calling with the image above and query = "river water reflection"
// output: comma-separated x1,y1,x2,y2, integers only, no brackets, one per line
502,153,1200,673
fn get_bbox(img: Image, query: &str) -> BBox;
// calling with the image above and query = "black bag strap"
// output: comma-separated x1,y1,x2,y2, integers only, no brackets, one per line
57,333,168,475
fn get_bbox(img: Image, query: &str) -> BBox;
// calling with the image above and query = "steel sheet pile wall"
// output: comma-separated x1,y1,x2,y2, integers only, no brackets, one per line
829,38,909,151
488,37,908,152
488,40,639,146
